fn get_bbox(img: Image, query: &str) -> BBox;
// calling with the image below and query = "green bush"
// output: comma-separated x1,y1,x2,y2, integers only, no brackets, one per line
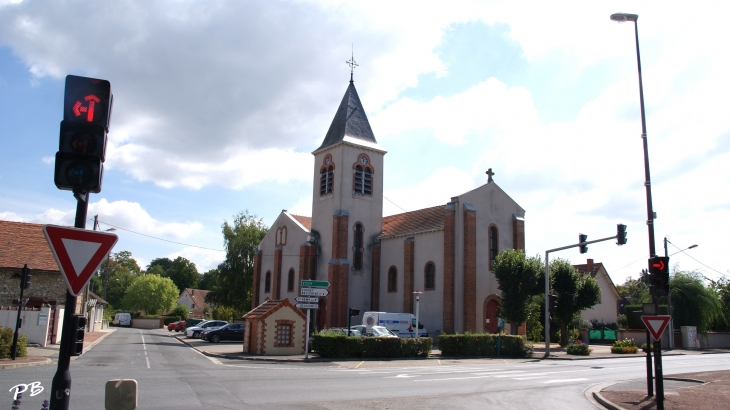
438,333,533,358
0,327,27,359
566,341,591,356
164,316,180,325
171,303,190,320
611,338,638,354
311,333,432,358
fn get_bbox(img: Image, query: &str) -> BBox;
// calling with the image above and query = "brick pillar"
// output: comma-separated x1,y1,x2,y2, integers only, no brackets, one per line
298,242,317,295
403,237,415,313
326,210,349,328
443,203,456,334
463,204,477,333
252,250,262,309
371,242,381,311
273,246,283,300
513,215,525,250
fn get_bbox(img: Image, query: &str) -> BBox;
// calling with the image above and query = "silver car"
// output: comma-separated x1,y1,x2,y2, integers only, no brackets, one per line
185,320,228,339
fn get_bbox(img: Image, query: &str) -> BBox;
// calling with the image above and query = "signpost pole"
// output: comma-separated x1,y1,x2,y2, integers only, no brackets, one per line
304,309,310,360
50,191,87,410
654,338,664,409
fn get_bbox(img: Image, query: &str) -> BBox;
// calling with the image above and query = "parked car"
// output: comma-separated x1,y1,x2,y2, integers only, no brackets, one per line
173,321,185,332
185,320,228,339
201,323,245,342
184,318,204,329
361,325,398,338
167,321,182,331
362,311,427,337
113,312,131,327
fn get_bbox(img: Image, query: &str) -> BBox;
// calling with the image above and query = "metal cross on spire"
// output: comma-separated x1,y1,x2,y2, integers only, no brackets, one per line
486,168,495,183
346,46,358,83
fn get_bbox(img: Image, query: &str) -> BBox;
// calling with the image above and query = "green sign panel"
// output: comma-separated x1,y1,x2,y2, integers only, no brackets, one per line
301,280,329,288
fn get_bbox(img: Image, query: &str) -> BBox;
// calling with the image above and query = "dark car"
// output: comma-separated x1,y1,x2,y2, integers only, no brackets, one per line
202,323,245,343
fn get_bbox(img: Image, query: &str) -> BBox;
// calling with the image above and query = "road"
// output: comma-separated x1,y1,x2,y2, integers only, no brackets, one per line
3,327,730,409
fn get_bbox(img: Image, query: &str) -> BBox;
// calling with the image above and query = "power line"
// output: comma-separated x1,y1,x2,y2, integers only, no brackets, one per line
667,241,725,276
97,220,225,252
383,195,407,213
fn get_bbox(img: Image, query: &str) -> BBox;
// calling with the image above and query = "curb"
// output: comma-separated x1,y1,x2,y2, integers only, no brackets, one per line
82,328,117,354
584,381,628,410
0,358,53,370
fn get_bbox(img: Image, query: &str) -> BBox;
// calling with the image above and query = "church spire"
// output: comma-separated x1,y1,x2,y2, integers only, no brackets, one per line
346,46,358,84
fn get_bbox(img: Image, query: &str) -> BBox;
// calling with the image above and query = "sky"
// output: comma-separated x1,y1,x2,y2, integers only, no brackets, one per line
0,0,728,286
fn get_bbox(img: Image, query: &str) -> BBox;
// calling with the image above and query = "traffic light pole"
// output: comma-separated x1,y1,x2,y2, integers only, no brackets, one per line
543,234,618,357
50,191,87,410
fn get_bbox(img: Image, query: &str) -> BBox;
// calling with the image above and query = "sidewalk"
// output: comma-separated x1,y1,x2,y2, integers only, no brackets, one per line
0,328,116,369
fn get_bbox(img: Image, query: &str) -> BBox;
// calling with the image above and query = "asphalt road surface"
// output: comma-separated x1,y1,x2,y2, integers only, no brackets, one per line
3,327,730,409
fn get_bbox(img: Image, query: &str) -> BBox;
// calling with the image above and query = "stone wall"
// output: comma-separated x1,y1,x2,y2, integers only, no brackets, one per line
0,268,67,307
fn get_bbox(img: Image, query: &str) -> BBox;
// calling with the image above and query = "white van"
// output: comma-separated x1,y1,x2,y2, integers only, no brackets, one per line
362,311,427,338
113,312,132,327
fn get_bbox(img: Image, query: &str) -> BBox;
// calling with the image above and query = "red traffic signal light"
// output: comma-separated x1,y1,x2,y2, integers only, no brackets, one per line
649,256,670,296
63,75,112,129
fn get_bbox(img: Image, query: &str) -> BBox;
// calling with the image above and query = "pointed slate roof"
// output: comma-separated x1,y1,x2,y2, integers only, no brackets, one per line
316,81,378,151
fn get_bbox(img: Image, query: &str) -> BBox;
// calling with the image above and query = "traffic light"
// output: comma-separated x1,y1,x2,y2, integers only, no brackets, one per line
54,75,112,194
649,256,670,297
69,314,86,356
579,234,588,254
616,224,627,245
21,265,31,289
548,294,558,312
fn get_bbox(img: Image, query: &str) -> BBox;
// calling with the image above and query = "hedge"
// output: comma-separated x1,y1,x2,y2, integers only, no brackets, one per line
0,327,27,359
624,304,667,329
311,334,432,358
438,333,533,358
164,316,181,325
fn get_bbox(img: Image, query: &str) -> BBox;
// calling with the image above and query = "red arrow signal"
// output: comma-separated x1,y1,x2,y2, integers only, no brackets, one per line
652,261,665,270
43,225,118,296
641,315,671,341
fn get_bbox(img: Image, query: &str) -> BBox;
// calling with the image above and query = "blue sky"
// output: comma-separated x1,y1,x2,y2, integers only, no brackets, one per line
1,0,728,284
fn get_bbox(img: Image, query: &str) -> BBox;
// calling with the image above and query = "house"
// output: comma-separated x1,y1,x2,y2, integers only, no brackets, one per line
242,299,307,355
251,75,527,336
86,291,109,332
574,258,622,325
178,288,210,318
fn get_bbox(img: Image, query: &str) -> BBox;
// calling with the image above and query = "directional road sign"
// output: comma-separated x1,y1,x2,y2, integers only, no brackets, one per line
301,280,329,288
641,315,671,341
296,303,319,310
295,296,319,303
300,287,330,297
43,225,118,296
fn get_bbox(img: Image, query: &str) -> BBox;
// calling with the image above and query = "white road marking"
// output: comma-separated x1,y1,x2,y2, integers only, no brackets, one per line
140,331,149,368
542,378,588,384
146,357,150,369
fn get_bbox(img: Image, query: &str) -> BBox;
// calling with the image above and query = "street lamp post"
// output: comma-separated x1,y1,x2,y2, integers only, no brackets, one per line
413,290,422,338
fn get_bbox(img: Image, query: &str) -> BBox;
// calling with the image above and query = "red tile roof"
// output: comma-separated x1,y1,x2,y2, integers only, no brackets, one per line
379,205,445,239
182,288,210,317
0,220,60,271
574,261,604,278
291,215,311,230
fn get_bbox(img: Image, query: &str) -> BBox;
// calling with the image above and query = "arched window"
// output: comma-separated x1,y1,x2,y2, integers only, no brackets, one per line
287,268,295,292
265,271,271,293
353,154,373,196
387,266,398,293
424,262,436,291
489,225,499,270
320,155,334,195
353,223,364,270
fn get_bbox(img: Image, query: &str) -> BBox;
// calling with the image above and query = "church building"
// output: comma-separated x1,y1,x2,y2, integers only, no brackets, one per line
251,75,526,336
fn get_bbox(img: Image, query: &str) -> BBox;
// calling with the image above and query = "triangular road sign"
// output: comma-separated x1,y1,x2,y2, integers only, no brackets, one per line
641,315,671,341
43,225,118,296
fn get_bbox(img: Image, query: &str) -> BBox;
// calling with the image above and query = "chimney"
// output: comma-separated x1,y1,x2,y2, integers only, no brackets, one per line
587,259,594,273
191,289,194,296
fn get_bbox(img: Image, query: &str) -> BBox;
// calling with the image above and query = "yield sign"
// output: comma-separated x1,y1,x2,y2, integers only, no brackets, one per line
43,225,118,296
641,315,671,341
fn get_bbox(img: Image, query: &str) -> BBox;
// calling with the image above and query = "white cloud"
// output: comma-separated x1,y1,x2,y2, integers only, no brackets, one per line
0,211,23,221
166,247,226,273
288,195,313,217
383,167,476,216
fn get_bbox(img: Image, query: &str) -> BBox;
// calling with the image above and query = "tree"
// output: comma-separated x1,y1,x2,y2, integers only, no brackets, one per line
171,303,190,319
166,256,200,291
550,258,601,346
105,264,139,310
199,268,219,290
145,265,166,277
206,211,268,314
114,250,142,275
493,249,544,335
616,275,651,304
670,270,722,333
123,274,179,315
710,276,730,331
147,257,173,276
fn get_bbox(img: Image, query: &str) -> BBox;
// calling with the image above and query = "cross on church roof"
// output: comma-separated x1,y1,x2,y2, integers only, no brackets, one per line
486,168,495,183
346,46,358,83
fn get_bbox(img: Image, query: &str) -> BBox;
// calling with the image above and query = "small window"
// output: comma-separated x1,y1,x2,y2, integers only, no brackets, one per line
353,154,374,196
489,226,499,270
387,266,397,293
287,268,295,292
265,271,271,293
353,223,364,270
276,324,292,346
320,155,334,195
424,262,435,291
